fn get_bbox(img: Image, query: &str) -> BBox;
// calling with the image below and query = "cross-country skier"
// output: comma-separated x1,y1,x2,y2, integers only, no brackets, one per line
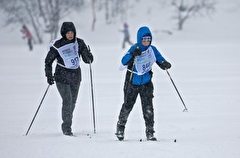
44,22,94,136
115,26,171,141
21,25,33,51
119,23,133,49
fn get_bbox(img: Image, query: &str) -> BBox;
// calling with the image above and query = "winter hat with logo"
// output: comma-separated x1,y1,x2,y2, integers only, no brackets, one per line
60,22,76,38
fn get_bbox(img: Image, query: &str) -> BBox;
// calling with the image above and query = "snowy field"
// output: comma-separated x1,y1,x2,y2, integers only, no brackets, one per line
0,1,240,158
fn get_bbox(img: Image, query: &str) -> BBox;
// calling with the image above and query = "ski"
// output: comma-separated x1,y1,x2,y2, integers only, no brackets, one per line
63,133,92,138
116,138,177,143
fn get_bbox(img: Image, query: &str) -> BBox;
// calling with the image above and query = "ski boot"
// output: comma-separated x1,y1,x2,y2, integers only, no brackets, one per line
62,125,73,136
115,123,125,141
146,128,157,141
63,131,73,136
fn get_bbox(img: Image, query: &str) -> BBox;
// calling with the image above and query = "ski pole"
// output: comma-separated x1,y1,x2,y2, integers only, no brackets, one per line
129,46,139,81
87,45,96,134
125,58,136,98
165,69,188,112
25,84,50,135
129,58,136,81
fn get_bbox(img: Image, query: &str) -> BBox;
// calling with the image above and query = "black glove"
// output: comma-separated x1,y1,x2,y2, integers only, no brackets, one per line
86,53,94,64
160,61,171,70
84,45,94,64
47,76,54,85
130,47,141,57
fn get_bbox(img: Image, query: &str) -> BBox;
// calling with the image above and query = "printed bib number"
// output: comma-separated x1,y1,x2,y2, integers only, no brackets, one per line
71,56,79,66
135,47,156,75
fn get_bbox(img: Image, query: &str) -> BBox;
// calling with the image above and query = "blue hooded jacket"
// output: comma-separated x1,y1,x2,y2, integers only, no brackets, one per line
121,26,168,85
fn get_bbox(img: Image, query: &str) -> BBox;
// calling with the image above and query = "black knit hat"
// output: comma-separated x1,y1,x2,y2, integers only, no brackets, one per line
60,22,76,38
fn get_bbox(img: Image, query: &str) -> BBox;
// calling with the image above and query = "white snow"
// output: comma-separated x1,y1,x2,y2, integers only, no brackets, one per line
0,1,240,158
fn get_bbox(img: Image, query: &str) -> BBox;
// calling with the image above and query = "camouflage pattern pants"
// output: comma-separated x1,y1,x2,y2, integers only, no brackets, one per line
117,81,155,132
56,82,80,133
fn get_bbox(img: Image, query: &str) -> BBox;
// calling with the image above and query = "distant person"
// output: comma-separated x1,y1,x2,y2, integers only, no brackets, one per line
44,22,94,136
119,23,133,49
115,26,171,141
21,25,33,51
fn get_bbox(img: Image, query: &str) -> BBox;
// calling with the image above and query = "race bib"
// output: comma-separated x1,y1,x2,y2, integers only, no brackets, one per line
53,40,80,69
135,47,156,75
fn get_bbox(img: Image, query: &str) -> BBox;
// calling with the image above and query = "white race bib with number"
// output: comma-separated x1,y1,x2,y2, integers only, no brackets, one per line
55,41,80,69
135,46,156,75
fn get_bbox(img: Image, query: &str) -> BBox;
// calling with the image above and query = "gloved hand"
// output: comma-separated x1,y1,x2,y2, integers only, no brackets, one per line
86,53,94,64
47,76,54,85
160,61,171,70
84,46,94,64
130,47,141,57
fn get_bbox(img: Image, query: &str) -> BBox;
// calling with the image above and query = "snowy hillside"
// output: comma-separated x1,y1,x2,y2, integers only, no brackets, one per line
0,0,240,158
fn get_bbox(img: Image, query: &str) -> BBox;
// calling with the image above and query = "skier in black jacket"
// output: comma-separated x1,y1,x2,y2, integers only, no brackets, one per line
45,22,93,136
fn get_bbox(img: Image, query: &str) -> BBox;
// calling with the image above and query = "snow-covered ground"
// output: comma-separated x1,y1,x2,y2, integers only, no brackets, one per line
0,1,240,157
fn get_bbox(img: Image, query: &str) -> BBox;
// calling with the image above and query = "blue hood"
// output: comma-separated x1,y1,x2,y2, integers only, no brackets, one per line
136,26,152,51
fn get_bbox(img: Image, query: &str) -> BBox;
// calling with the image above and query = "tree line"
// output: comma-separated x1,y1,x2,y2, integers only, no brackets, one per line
0,0,216,44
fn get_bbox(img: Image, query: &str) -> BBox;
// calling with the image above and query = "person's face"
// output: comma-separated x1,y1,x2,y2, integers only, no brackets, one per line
66,31,74,40
141,36,151,46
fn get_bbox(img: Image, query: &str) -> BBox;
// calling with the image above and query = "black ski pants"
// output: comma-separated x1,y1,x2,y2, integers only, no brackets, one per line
27,38,33,50
117,81,155,132
56,81,80,133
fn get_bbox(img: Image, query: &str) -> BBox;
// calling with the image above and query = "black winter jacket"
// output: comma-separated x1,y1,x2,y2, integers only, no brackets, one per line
45,37,93,84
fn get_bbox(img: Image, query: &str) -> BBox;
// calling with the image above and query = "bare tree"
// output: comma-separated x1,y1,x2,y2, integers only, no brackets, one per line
91,0,97,31
37,0,85,40
171,0,216,30
0,0,43,43
89,0,130,31
105,0,110,24
110,0,128,23
22,0,43,43
0,0,85,43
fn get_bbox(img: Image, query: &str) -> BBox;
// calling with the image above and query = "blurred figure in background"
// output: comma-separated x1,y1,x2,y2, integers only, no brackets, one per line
119,23,133,49
21,25,33,51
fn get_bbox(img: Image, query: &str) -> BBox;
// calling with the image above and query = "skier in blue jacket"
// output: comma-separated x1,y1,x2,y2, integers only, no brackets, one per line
115,26,171,141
